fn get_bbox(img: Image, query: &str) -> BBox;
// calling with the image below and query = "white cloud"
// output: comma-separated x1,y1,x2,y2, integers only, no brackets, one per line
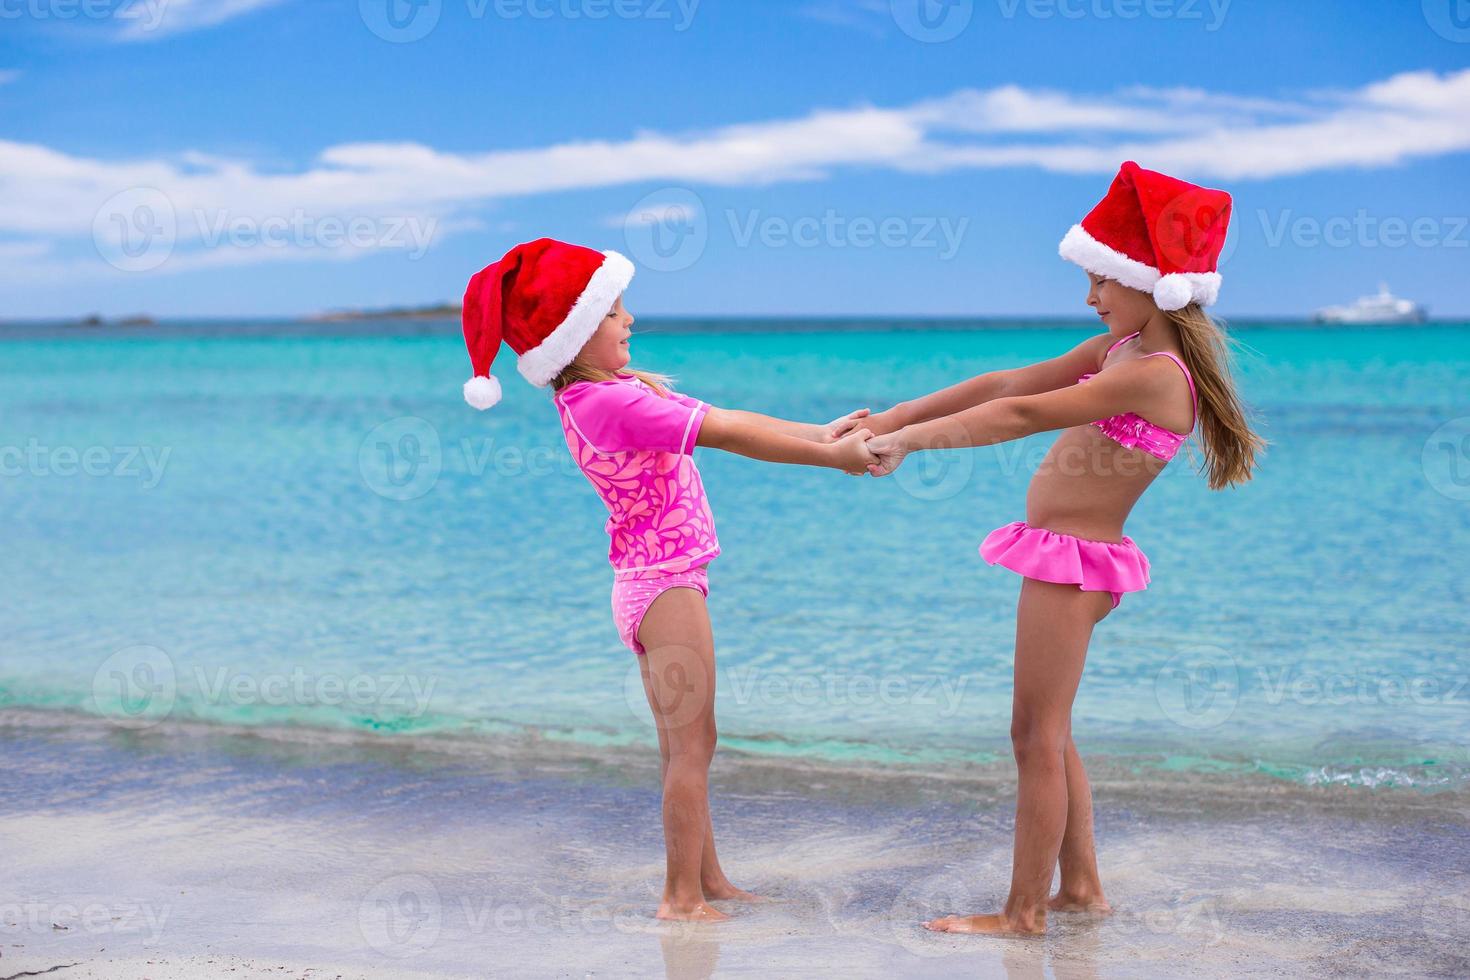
0,70,20,85
978,70,1470,180
796,0,890,37
2,68,1467,279
1114,86,1312,119
114,0,292,42
0,241,51,260
912,86,1205,135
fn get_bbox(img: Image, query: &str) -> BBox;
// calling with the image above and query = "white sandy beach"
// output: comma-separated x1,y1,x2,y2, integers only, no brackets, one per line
4,709,1468,979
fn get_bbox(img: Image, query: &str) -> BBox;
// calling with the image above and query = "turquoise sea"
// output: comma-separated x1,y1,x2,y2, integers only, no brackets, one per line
4,319,1468,791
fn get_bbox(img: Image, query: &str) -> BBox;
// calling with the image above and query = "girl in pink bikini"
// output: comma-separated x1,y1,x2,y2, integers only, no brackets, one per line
855,162,1266,936
459,238,876,922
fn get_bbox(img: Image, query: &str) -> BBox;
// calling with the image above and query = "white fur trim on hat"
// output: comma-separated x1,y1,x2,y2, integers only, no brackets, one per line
463,374,503,410
516,250,636,387
1058,224,1160,294
1060,225,1223,310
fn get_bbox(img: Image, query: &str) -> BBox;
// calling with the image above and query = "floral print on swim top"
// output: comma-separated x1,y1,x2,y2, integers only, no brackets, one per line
554,374,719,580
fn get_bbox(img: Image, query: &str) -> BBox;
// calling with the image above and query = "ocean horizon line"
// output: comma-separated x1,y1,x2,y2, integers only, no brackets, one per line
4,313,1469,332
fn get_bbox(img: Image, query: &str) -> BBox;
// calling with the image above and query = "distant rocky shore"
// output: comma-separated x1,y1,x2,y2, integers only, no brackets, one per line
69,314,158,327
308,303,460,322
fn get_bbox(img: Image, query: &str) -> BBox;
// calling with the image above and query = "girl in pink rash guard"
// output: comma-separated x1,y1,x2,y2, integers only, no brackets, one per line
459,238,876,923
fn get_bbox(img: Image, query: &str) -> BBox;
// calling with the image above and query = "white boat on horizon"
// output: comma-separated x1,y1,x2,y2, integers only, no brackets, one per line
1314,283,1427,324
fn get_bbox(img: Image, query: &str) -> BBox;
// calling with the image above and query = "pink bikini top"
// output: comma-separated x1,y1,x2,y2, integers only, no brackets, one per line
1076,330,1198,462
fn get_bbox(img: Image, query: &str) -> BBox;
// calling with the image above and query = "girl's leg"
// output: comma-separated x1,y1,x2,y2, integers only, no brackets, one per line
697,808,759,901
642,669,756,903
1050,737,1109,912
927,578,1111,935
636,585,727,922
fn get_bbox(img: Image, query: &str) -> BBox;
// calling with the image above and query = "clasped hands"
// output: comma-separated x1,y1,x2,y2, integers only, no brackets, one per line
823,408,908,478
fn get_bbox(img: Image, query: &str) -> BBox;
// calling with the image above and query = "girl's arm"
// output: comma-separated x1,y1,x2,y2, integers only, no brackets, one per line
718,409,823,442
724,407,871,443
866,357,1175,475
698,407,875,473
835,334,1113,439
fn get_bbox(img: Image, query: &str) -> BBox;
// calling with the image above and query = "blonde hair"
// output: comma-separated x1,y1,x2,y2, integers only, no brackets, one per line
550,358,673,397
1166,305,1267,490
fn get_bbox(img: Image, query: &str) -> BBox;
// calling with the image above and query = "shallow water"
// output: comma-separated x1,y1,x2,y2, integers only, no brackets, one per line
3,712,1468,978
2,319,1468,790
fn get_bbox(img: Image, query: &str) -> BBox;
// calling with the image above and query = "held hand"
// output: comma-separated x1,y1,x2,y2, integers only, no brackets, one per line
829,428,878,475
864,431,910,478
825,408,871,443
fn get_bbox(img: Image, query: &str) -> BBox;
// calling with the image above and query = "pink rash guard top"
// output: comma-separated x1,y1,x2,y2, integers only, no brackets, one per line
1075,330,1198,462
554,374,720,580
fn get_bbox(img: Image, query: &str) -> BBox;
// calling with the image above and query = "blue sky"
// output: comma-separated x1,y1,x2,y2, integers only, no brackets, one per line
1,0,1468,318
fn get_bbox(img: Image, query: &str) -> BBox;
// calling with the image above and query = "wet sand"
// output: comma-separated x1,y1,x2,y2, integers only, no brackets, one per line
3,709,1468,979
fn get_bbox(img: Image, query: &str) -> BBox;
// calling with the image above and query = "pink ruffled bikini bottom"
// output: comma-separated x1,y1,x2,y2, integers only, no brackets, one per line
980,521,1151,609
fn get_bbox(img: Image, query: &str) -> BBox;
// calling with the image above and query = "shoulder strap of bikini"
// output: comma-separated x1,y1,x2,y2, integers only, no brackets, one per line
1106,331,1141,357
1143,352,1199,427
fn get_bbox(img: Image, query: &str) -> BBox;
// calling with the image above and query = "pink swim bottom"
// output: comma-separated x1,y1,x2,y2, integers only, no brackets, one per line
980,521,1151,609
611,566,711,655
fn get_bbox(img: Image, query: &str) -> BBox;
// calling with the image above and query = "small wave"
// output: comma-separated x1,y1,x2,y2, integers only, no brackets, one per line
2,699,1467,797
1300,765,1462,790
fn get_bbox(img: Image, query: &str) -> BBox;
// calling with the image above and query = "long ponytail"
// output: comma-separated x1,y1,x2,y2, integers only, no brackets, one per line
1167,305,1268,490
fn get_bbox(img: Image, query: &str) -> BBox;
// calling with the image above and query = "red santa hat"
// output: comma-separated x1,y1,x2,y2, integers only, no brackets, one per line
461,238,635,409
1059,161,1232,312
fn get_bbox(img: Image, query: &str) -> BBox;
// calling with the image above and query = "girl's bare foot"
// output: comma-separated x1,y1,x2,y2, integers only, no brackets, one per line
702,881,767,902
656,900,730,922
923,911,1046,936
1047,891,1112,914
